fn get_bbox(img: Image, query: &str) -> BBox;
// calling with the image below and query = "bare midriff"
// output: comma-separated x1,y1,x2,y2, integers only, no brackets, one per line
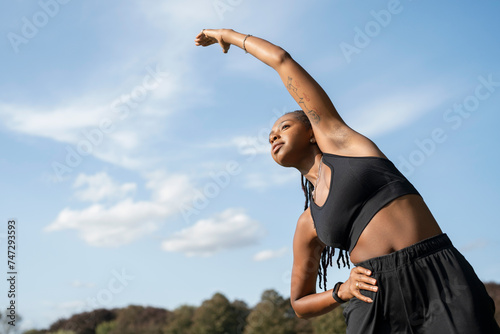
349,194,443,264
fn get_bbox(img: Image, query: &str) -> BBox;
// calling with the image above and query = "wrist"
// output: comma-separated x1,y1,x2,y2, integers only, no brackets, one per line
332,282,348,304
220,28,234,42
337,282,348,302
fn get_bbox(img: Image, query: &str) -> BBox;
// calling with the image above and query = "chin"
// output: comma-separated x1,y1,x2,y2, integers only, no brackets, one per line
273,155,295,168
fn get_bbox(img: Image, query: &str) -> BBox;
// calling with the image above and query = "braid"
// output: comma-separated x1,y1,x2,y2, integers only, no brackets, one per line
301,175,313,210
300,175,350,291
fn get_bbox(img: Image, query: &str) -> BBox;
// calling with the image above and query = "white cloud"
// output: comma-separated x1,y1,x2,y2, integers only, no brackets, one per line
201,106,289,155
45,171,194,247
161,208,266,257
459,238,490,253
73,172,136,202
45,200,164,247
253,247,288,261
0,5,190,173
137,1,215,30
1,2,303,176
345,85,453,138
0,102,107,143
243,170,299,190
0,71,170,171
232,136,271,156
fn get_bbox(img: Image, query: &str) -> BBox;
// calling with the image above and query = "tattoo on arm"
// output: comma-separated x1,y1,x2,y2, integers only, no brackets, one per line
287,76,321,124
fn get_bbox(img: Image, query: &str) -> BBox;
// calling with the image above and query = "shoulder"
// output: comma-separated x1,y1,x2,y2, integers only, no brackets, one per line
294,208,324,248
296,208,313,231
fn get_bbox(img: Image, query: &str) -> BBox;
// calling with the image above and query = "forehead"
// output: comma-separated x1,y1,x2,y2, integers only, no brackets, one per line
270,114,296,132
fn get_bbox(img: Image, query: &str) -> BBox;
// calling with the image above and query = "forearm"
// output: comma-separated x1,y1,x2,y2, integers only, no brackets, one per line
221,29,289,70
291,289,341,319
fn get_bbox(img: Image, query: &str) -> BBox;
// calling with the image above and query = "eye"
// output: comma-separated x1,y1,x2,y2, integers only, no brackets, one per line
281,124,290,131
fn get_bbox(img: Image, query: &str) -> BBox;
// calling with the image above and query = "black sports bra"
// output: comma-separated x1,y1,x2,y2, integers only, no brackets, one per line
309,153,421,252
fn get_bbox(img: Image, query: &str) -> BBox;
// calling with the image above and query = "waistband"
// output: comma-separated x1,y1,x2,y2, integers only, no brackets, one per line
354,233,452,273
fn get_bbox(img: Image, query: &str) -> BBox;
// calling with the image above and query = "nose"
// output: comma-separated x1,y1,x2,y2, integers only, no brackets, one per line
270,133,280,144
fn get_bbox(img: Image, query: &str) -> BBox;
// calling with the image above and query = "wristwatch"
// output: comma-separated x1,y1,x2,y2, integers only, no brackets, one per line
332,281,347,304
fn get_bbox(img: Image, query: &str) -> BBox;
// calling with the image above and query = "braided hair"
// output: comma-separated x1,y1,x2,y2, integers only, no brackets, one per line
301,176,350,290
289,109,351,291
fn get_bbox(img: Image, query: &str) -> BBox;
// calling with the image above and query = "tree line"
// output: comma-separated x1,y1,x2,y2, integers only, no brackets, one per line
21,283,500,334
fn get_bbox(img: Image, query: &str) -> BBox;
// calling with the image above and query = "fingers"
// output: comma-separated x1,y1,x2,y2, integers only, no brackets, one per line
352,287,374,303
195,37,216,47
195,31,204,39
352,266,372,276
195,30,218,47
195,29,230,54
355,280,378,292
349,266,378,303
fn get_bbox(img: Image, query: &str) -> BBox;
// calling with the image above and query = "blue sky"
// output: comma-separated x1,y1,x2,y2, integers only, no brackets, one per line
1,0,500,330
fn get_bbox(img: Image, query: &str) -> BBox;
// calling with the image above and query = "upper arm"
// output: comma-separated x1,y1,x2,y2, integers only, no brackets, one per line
276,53,353,151
290,208,325,307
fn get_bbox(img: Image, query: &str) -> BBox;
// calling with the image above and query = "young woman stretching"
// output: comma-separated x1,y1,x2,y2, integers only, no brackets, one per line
195,29,500,333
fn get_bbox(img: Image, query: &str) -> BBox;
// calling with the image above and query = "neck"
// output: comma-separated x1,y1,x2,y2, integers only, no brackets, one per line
296,147,323,185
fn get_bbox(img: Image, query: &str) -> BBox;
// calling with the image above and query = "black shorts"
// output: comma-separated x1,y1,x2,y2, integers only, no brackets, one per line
343,233,500,334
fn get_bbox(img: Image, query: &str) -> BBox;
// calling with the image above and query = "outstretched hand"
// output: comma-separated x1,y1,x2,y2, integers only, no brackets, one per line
339,266,378,303
195,29,231,53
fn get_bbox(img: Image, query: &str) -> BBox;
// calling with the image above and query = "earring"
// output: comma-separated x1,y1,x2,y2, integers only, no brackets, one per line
310,138,316,144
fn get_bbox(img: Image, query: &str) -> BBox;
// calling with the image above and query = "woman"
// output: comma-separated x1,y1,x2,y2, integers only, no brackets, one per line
195,29,499,333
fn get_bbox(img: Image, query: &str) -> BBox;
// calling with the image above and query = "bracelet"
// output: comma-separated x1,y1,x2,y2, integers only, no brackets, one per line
332,282,347,304
242,34,252,53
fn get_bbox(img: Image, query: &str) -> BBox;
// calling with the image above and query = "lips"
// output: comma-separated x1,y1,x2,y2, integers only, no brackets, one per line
272,142,284,154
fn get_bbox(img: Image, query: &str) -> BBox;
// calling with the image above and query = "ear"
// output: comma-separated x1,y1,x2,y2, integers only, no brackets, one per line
309,129,316,144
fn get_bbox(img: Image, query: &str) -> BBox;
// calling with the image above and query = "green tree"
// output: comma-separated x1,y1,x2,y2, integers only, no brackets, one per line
190,292,241,334
109,305,171,334
294,317,314,334
243,289,295,334
310,306,346,334
231,299,251,334
1,312,22,334
95,320,116,334
48,309,115,334
162,305,195,334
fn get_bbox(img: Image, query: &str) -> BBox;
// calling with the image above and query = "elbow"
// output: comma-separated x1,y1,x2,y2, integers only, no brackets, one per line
294,311,313,320
277,49,292,65
291,300,314,320
272,48,292,70
293,310,315,320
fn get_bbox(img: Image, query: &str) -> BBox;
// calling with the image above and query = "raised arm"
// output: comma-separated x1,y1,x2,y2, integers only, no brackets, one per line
195,29,379,155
